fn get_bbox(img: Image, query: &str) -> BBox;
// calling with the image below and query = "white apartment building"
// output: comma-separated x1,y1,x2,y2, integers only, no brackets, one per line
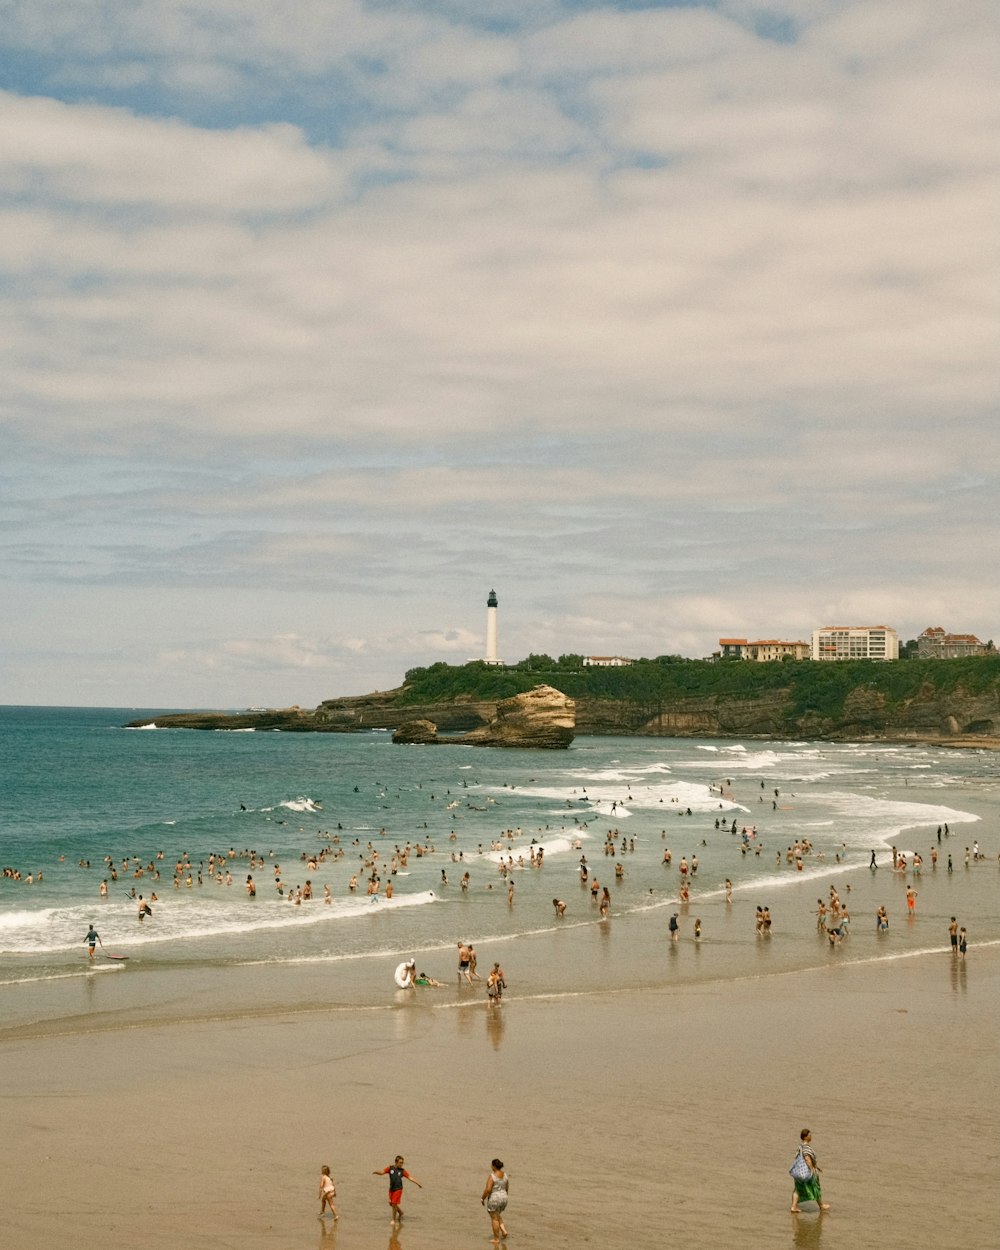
811,625,899,661
583,655,634,667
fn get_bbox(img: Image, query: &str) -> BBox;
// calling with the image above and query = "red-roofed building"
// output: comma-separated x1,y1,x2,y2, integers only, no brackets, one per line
917,627,991,658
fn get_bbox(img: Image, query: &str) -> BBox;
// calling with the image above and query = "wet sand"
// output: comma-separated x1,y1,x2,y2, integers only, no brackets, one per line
5,944,997,1250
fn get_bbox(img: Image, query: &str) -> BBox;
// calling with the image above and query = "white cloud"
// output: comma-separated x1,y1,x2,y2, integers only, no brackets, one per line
1,0,998,705
0,92,342,211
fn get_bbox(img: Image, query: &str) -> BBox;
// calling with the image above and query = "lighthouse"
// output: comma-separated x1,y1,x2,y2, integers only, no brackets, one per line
485,589,500,665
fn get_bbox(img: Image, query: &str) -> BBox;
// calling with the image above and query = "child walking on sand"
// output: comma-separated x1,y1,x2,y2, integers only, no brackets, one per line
318,1165,339,1220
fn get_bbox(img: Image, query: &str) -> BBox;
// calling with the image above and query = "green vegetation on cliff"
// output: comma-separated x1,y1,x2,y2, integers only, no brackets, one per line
400,655,1000,722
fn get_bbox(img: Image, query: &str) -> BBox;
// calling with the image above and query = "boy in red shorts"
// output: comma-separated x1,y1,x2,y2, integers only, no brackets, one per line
373,1155,422,1225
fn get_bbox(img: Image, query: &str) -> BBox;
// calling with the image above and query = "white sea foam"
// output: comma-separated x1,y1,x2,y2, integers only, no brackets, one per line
483,835,581,865
0,965,126,987
273,797,323,813
484,778,743,816
0,890,439,955
805,792,979,849
673,748,785,771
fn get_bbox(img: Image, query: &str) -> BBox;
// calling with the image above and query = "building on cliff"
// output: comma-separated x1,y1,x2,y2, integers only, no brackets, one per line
811,625,899,661
583,655,635,667
917,626,991,658
718,638,810,661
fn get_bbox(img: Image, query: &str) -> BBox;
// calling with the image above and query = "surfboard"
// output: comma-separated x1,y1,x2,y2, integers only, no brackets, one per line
103,953,129,961
394,961,414,988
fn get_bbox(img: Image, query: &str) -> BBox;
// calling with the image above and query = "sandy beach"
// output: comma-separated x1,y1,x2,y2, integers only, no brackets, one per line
4,719,999,1249
5,941,997,1250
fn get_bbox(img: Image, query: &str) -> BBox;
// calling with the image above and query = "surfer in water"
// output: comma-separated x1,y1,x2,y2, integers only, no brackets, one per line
84,924,102,959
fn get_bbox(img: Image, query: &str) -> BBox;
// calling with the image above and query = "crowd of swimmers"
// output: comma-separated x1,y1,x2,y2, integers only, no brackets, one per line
3,772,989,975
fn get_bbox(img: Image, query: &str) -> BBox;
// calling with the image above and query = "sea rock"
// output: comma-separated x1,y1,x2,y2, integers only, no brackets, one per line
392,719,439,744
460,684,575,749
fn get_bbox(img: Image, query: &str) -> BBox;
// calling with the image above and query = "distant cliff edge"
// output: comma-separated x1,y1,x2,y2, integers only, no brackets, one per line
126,656,1000,747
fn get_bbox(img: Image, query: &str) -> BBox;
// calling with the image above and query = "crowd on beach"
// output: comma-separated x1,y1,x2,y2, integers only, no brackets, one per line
4,769,989,979
66,772,982,978
10,767,991,1241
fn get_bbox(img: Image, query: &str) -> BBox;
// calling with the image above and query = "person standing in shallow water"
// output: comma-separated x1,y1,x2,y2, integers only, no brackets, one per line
317,1165,338,1220
481,1157,509,1242
790,1128,830,1213
373,1155,422,1226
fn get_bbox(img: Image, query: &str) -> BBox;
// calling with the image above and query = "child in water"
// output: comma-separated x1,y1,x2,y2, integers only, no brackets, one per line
318,1165,339,1220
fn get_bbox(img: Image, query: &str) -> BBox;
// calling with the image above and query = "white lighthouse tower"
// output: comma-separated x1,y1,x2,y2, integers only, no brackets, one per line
485,589,501,665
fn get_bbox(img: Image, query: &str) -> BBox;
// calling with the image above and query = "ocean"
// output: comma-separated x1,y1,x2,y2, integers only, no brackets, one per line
2,705,998,1036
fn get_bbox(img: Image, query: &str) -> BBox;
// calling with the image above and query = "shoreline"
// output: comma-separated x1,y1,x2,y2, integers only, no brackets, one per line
5,942,998,1250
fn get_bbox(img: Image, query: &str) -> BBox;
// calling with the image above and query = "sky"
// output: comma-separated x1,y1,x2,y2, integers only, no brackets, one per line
2,0,998,708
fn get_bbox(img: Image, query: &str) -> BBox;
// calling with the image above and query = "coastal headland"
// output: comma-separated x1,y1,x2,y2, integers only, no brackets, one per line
127,655,1000,746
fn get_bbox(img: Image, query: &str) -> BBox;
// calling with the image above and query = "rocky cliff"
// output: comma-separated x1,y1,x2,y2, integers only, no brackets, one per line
392,685,575,749
127,673,1000,746
570,682,1000,744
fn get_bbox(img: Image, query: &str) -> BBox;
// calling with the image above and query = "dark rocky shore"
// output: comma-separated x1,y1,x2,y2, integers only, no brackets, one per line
126,673,1000,748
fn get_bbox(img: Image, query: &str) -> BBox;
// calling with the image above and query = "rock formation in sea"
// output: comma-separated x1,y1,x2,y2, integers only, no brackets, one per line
459,684,575,749
391,686,575,749
391,718,439,744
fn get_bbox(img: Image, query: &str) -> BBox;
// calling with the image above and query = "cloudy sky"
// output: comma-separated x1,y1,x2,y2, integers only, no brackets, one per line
2,0,998,708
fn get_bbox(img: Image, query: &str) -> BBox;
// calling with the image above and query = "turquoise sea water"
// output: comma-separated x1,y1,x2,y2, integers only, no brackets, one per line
2,706,998,1032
